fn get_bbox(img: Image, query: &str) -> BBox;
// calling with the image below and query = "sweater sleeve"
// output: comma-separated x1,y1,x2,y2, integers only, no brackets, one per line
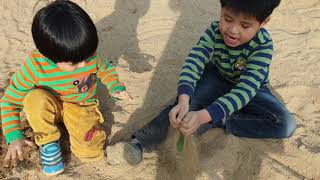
1,55,37,143
206,40,273,123
96,54,125,95
177,22,217,97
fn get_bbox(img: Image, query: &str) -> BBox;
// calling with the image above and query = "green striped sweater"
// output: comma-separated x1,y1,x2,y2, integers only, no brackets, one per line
178,21,273,123
1,51,125,143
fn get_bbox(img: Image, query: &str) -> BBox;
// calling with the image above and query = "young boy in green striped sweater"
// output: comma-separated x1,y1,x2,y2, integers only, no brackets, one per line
116,0,296,165
1,0,131,175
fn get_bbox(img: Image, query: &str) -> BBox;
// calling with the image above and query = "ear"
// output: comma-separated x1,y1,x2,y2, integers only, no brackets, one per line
260,16,271,28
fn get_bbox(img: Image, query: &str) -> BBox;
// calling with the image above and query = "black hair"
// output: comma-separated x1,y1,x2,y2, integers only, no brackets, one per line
32,0,98,64
220,0,281,22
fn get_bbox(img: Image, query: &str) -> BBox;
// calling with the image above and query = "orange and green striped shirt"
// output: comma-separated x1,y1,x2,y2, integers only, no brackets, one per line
0,51,125,143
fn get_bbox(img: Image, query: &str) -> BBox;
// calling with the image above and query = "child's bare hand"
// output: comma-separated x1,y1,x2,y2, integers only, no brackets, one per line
179,109,211,136
3,138,36,168
111,91,133,101
169,94,190,129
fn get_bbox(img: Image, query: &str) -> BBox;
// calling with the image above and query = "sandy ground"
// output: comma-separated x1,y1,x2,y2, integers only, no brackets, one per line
1,0,320,179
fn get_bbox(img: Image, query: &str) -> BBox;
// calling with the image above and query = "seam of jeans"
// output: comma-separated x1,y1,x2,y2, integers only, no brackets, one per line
214,102,227,125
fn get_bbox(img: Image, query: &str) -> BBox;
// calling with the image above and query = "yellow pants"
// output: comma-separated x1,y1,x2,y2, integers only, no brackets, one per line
23,89,106,162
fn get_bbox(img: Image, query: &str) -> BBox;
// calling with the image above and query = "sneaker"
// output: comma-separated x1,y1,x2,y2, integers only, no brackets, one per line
40,141,65,176
106,138,143,165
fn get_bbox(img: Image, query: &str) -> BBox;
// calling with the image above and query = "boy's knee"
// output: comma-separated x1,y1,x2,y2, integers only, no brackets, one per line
24,89,54,108
279,113,296,138
23,89,61,121
70,127,106,160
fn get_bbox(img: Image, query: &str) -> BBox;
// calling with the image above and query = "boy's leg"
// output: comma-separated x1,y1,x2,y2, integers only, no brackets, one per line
225,85,297,138
23,89,65,175
109,63,230,164
133,63,231,147
23,89,63,145
62,101,106,162
132,105,173,149
190,64,231,111
105,104,173,165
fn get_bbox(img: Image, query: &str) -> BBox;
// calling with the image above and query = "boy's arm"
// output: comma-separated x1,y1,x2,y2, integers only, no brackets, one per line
206,41,273,123
177,22,217,97
96,55,126,96
1,56,37,144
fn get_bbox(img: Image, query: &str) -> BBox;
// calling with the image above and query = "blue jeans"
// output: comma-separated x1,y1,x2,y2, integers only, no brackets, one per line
134,63,296,147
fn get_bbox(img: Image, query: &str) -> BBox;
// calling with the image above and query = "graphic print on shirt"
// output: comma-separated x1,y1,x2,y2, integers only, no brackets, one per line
73,73,95,93
234,57,247,71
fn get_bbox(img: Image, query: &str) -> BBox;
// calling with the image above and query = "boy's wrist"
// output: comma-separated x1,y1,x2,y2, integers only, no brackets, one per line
198,109,212,125
206,102,226,124
5,130,24,144
178,94,190,104
177,84,193,97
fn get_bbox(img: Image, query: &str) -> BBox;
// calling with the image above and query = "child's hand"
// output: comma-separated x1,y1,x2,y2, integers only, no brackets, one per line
169,94,190,129
111,91,133,101
3,138,36,167
179,109,211,136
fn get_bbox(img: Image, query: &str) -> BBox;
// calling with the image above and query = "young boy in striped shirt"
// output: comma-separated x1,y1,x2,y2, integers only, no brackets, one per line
117,0,296,165
1,0,130,175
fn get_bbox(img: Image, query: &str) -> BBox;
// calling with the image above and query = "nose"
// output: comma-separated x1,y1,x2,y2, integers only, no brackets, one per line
229,24,239,35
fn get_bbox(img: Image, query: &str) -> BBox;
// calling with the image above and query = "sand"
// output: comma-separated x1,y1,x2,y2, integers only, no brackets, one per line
1,0,320,179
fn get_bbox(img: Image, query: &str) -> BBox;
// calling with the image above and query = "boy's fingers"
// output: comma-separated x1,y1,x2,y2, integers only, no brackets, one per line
185,129,193,136
182,114,197,131
171,120,179,128
114,92,133,101
180,117,191,130
11,150,18,166
180,127,189,136
24,140,36,148
180,125,194,136
17,148,24,161
123,92,133,100
184,114,195,127
182,113,191,123
177,109,186,123
128,94,133,100
188,126,197,136
178,126,185,134
4,152,12,167
177,105,189,122
118,93,126,99
169,107,179,122
170,115,180,129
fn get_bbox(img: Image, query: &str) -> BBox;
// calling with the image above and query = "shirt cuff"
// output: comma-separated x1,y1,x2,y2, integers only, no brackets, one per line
177,84,194,97
206,102,226,124
110,83,126,94
5,129,24,144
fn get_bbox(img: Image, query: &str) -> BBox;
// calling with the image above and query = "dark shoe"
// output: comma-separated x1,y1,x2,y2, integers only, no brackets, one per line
106,138,143,165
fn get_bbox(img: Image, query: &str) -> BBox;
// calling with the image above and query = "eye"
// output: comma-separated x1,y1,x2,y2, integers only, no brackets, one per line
242,25,250,29
241,23,252,29
224,16,233,22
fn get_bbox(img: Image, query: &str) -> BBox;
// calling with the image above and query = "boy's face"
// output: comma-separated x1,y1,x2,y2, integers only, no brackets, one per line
219,7,270,47
56,61,86,71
